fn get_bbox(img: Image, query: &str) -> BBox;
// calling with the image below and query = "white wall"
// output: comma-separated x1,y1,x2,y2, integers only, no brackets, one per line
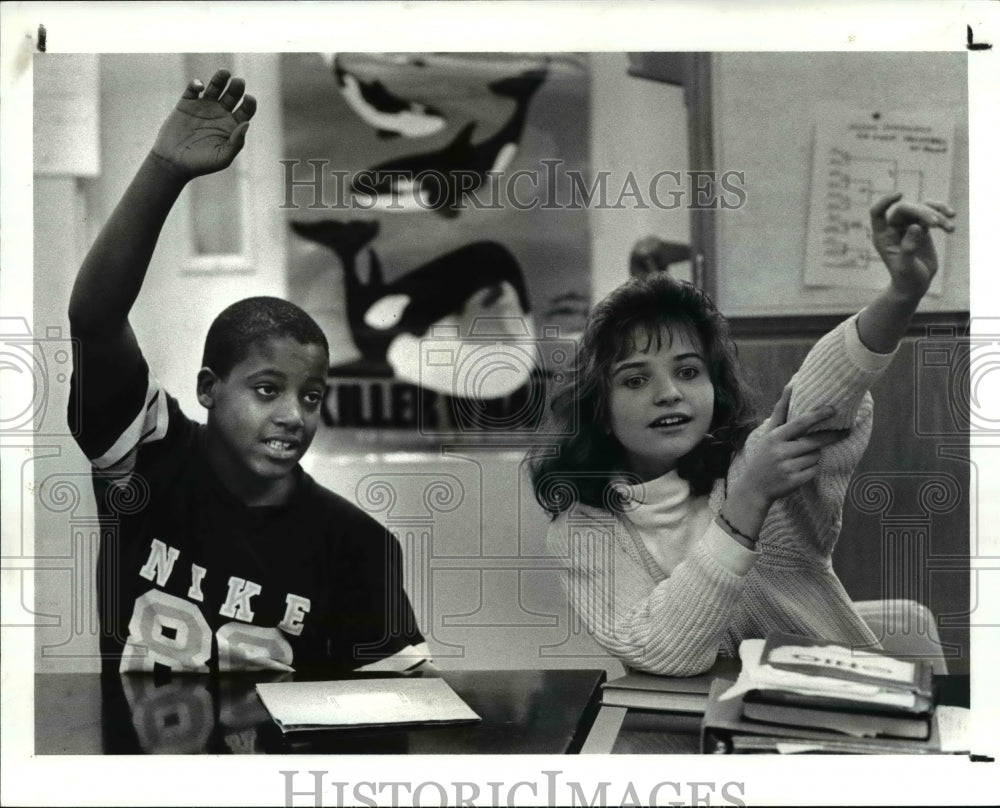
32,173,100,671
588,52,691,301
32,53,104,672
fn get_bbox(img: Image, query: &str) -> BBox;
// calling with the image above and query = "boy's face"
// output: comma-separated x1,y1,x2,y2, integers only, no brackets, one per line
199,336,328,500
606,323,715,482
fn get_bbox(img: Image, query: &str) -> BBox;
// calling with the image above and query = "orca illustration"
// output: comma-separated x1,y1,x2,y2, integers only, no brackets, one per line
327,54,446,139
350,66,549,217
290,220,537,398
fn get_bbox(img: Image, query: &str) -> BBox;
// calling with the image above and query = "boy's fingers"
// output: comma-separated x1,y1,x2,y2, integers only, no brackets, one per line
234,93,257,124
228,121,251,149
202,69,231,100
181,79,204,100
219,77,245,111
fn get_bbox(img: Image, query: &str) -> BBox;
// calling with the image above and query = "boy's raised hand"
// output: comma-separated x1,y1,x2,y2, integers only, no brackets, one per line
870,192,955,298
151,69,257,179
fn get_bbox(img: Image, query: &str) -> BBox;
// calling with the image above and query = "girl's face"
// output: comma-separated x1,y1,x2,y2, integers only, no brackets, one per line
606,323,715,482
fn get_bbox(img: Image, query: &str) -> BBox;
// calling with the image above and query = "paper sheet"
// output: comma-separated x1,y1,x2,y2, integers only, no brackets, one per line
804,109,955,293
255,677,480,731
935,705,971,754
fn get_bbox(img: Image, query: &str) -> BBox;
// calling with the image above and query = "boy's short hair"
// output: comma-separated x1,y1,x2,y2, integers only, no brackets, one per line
202,296,330,378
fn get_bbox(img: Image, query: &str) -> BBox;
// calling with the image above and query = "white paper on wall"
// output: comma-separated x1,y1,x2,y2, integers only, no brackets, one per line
804,109,955,294
33,55,101,177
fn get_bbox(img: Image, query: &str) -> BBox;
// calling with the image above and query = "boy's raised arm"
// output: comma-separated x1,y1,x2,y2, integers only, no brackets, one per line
68,70,256,403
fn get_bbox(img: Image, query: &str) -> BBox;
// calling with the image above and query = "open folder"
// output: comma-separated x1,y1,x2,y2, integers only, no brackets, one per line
255,677,481,733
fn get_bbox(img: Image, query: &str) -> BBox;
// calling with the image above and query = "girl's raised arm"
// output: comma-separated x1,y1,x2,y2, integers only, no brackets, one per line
856,192,955,354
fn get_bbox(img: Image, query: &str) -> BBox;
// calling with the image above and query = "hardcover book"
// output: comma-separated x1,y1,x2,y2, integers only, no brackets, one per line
600,656,741,714
701,679,941,754
740,698,932,740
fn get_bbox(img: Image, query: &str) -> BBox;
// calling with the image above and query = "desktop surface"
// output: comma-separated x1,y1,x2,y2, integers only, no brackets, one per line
35,668,606,755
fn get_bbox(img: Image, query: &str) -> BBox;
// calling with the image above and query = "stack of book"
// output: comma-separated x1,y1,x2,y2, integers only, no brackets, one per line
601,656,741,714
701,633,940,754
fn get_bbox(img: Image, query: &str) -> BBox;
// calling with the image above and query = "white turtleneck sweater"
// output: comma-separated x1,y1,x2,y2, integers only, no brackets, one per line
619,470,749,577
546,312,897,675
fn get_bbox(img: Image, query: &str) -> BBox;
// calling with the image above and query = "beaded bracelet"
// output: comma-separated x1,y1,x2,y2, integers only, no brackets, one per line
717,511,757,546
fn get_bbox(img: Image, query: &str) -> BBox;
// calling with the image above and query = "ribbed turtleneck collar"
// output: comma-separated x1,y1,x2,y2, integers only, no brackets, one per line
617,469,712,577
619,469,692,512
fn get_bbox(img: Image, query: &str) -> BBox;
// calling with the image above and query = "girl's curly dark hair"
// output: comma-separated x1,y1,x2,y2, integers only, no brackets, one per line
528,274,759,517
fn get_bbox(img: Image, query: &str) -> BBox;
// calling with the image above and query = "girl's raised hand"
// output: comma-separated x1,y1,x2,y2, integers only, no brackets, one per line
870,192,955,298
151,69,257,179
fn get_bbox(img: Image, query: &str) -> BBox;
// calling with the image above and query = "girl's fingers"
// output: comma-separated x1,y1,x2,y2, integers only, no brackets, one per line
796,429,850,452
769,385,793,428
922,200,956,232
790,465,821,485
886,202,931,227
181,79,204,100
888,202,954,233
785,450,822,473
233,93,257,124
869,191,903,230
870,194,956,233
901,223,928,254
218,77,245,111
924,200,956,218
202,69,231,100
777,403,837,440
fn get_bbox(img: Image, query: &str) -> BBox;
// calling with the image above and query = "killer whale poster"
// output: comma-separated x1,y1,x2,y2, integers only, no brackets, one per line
280,53,591,440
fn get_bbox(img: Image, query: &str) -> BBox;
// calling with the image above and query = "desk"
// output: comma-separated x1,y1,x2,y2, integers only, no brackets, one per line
35,669,606,755
581,674,971,754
